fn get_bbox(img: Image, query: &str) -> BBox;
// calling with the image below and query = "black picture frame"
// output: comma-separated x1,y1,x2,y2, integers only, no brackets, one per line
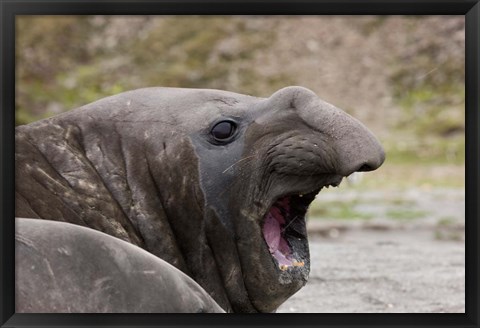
1,1,478,327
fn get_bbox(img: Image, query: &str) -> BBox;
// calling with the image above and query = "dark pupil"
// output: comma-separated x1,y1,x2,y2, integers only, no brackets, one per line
212,121,234,140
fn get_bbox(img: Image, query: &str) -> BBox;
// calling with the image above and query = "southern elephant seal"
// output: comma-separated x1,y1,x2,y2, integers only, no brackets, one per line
15,86,385,313
15,218,225,313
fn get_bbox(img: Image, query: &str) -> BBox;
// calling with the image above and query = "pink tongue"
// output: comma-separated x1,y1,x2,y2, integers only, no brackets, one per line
262,211,294,267
272,250,293,266
263,213,281,253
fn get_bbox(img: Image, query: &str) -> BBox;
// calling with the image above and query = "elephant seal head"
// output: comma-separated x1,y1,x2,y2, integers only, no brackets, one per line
187,86,385,312
15,86,384,313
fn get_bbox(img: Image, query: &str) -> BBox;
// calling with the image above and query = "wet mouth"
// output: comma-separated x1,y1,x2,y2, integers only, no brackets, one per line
261,181,341,271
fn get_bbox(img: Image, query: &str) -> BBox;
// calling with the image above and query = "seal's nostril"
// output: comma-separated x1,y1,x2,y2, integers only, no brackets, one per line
357,163,374,172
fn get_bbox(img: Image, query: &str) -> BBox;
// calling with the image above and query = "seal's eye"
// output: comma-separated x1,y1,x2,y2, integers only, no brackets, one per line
211,121,236,141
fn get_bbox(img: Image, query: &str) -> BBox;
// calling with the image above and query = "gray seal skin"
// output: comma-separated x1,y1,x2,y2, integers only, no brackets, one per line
15,218,225,313
15,86,385,313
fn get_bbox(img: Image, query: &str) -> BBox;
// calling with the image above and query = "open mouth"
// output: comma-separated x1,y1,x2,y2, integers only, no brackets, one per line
262,191,316,270
261,179,342,271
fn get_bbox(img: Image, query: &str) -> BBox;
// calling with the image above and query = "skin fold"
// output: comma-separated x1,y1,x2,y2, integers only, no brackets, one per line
15,86,385,313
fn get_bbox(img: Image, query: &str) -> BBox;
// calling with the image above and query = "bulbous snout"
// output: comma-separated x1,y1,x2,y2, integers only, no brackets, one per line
269,86,385,177
333,124,385,176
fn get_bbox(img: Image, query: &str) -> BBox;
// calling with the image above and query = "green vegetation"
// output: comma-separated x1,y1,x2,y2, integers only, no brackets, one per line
385,209,427,220
16,16,465,204
308,196,430,221
388,17,464,166
435,216,464,241
437,216,457,226
16,16,288,125
16,16,465,166
382,136,464,165
308,200,375,220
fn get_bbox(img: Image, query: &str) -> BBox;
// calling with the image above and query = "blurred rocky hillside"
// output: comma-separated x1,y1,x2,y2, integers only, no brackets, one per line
16,15,465,165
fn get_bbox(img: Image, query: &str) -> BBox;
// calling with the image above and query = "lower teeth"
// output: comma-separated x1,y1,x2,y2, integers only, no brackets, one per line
279,260,305,270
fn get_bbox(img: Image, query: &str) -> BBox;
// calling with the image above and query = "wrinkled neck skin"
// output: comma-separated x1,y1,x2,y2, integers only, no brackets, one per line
15,89,261,313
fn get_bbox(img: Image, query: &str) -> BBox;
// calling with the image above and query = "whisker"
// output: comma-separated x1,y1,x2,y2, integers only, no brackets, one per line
281,215,300,233
222,155,257,174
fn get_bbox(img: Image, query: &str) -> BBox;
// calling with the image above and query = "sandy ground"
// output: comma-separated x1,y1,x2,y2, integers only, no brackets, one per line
277,188,465,313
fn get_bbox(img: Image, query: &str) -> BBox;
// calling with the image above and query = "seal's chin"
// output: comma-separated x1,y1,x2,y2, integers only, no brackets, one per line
262,191,317,271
